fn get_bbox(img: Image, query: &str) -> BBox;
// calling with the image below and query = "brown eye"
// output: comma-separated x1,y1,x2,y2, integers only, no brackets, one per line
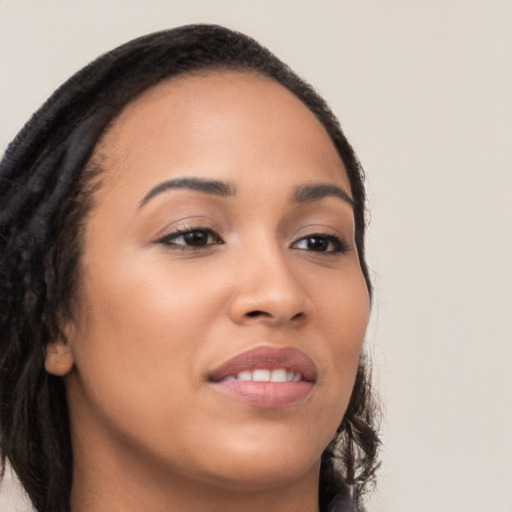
180,230,210,246
292,234,348,254
158,228,223,248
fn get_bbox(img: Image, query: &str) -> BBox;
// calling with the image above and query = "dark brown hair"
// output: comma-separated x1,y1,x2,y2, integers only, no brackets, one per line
0,24,379,512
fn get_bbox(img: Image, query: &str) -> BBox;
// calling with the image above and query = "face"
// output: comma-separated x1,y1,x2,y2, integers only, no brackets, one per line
48,71,370,495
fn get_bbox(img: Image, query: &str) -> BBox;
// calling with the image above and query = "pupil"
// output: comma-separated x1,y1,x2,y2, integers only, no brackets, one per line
184,231,207,246
308,237,328,251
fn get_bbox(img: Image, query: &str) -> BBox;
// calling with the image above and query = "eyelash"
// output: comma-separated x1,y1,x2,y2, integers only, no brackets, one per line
157,226,348,255
156,226,224,249
291,232,349,254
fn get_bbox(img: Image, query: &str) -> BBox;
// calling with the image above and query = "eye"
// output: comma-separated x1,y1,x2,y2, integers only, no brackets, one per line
292,233,348,254
157,227,223,249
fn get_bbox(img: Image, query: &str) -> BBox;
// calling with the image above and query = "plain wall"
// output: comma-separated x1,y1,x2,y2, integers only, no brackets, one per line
1,1,511,511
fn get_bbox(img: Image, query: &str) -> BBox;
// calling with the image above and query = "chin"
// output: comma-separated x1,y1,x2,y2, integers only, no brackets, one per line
187,431,325,492
201,455,321,493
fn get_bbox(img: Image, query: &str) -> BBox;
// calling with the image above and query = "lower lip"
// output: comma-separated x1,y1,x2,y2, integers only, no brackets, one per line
211,380,314,408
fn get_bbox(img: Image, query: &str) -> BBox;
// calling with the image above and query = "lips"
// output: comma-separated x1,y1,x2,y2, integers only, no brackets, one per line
208,346,317,408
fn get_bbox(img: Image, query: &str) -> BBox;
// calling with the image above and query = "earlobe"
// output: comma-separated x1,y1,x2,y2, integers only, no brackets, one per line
45,342,75,376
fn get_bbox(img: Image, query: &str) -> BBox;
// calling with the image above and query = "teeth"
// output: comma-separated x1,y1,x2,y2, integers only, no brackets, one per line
253,369,271,381
221,368,303,382
270,368,287,382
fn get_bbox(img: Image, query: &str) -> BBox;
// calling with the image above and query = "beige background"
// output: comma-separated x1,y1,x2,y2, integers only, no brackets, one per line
1,1,511,511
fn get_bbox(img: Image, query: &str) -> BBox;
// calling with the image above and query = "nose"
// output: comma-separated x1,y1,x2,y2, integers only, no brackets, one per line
229,243,313,328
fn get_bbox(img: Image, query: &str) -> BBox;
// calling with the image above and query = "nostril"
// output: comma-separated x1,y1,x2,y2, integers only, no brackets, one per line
291,312,304,321
246,310,266,318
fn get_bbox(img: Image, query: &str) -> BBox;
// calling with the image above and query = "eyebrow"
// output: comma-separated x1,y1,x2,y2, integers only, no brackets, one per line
293,183,354,208
139,177,237,208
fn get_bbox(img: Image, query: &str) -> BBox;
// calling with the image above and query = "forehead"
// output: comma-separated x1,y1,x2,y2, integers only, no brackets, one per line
93,70,350,192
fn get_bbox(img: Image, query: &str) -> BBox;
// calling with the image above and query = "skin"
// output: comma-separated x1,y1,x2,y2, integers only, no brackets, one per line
45,71,370,512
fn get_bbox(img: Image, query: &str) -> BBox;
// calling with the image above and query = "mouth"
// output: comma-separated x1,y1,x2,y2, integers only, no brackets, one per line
208,346,317,408
218,368,304,383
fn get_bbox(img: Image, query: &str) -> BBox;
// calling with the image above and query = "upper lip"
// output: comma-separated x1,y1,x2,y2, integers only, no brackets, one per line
208,346,317,383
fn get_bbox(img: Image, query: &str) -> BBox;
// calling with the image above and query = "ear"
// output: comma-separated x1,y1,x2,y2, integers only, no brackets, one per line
45,342,75,376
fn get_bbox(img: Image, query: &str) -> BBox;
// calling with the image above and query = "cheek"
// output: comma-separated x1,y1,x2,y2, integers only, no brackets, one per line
317,262,369,343
312,267,370,408
76,246,226,344
67,252,229,425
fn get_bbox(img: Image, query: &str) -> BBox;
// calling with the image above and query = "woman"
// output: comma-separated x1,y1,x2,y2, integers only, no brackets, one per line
0,24,379,512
